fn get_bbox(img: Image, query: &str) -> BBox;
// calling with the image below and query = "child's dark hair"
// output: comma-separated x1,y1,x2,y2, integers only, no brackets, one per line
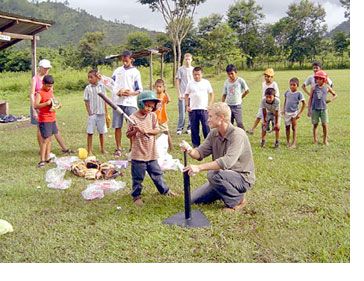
226,64,238,73
290,77,299,86
264,87,276,96
193,66,203,72
154,78,166,93
43,75,54,84
88,69,98,76
312,61,322,68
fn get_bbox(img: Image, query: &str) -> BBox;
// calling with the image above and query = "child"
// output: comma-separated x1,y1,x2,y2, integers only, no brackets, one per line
175,53,194,135
307,70,337,145
282,78,306,149
126,91,176,206
260,88,280,148
33,75,58,168
154,79,173,151
247,68,280,134
84,69,108,155
185,67,214,147
30,59,72,155
222,64,249,129
302,61,333,96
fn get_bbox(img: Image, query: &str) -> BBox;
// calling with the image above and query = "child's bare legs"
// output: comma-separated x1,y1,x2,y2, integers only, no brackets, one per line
290,118,298,148
46,137,52,160
322,123,329,145
36,128,42,148
166,132,173,152
261,128,266,147
99,134,106,153
54,131,67,151
113,128,123,157
39,136,51,163
313,124,319,144
87,134,93,155
248,118,261,134
274,127,280,145
285,125,291,147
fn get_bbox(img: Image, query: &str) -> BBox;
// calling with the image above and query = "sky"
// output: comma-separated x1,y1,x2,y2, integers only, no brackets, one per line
44,0,346,32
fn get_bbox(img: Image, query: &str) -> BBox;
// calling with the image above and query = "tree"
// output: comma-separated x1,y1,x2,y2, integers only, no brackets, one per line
197,14,240,74
272,0,327,65
227,0,264,68
138,0,206,83
78,32,106,68
340,0,350,19
332,31,350,65
126,32,153,66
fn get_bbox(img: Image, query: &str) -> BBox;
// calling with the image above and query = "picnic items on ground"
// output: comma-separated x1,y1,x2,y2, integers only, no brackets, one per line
78,148,88,160
71,156,122,180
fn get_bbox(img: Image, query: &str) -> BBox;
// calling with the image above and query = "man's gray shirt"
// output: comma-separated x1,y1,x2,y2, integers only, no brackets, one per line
196,124,255,185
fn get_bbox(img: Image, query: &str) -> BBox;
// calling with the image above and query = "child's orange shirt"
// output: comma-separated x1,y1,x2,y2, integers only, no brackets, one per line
155,92,169,124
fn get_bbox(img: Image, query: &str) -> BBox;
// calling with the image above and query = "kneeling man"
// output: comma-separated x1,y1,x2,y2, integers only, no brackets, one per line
180,102,255,211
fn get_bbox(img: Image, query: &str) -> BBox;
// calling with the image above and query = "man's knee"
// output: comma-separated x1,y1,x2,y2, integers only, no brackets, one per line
207,170,225,186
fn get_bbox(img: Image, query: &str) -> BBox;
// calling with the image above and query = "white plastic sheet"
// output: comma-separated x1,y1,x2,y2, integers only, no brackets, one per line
156,134,184,172
81,180,125,200
45,168,72,190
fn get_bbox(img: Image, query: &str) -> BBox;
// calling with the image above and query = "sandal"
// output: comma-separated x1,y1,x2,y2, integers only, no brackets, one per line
37,161,46,168
62,148,75,155
113,148,122,158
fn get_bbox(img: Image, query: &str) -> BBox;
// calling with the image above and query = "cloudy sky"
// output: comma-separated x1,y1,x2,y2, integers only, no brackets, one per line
48,0,346,31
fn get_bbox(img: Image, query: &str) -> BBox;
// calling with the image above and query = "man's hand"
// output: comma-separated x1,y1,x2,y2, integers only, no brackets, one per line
179,140,192,152
183,164,200,176
46,99,52,106
295,114,301,120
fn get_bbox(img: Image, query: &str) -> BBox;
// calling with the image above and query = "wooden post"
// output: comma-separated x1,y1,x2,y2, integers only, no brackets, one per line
160,52,164,79
31,35,37,77
149,51,153,90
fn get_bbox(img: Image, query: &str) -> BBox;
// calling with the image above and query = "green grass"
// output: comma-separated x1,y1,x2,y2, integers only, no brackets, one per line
0,68,349,262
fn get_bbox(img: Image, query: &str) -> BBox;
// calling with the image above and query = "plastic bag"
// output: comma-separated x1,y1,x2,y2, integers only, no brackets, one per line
156,134,184,171
0,219,13,236
45,168,72,190
107,160,128,169
55,156,80,170
81,180,125,200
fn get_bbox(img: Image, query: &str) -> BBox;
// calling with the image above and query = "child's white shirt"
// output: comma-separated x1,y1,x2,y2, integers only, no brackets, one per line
185,79,213,110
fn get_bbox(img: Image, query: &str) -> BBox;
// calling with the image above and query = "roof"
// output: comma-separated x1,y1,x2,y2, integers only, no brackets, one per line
105,47,171,60
0,10,53,50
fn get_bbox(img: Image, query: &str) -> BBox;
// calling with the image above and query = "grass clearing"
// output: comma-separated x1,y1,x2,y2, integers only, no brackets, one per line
0,68,349,262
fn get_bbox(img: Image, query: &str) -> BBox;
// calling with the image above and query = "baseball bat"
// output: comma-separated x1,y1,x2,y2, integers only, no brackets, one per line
98,92,136,125
97,92,150,138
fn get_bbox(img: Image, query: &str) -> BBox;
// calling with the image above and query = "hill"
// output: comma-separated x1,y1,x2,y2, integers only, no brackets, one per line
0,0,160,48
329,20,350,37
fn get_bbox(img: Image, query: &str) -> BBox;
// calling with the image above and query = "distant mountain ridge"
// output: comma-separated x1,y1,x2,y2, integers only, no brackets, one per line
329,20,350,37
0,0,160,47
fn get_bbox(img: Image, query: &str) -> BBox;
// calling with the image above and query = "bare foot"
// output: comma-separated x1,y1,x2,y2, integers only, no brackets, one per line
101,150,108,154
323,141,329,146
133,197,143,207
289,144,296,149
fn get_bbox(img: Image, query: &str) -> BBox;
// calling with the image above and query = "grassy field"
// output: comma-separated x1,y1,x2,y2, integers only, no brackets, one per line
0,68,349,262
